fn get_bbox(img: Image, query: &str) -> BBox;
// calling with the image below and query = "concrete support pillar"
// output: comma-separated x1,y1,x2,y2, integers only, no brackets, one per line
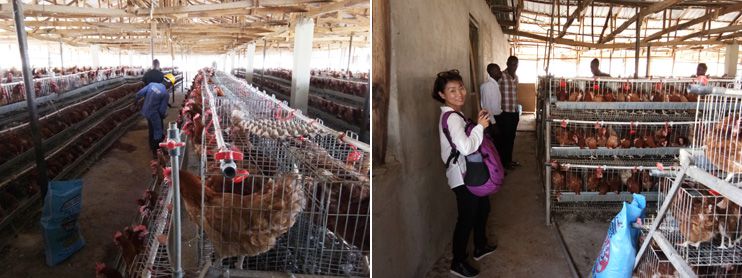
58,40,64,70
290,17,314,112
232,52,237,71
245,43,256,82
725,43,739,77
90,45,100,67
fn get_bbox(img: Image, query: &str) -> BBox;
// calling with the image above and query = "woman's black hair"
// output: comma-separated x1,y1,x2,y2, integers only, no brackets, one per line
432,69,463,103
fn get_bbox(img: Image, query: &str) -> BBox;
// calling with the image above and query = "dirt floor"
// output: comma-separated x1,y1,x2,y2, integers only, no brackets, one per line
0,90,188,278
425,130,614,278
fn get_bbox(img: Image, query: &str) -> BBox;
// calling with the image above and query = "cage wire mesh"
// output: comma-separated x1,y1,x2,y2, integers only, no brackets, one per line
548,163,663,214
549,120,693,152
545,76,735,104
691,90,742,183
127,180,175,278
649,177,742,269
0,70,128,105
538,76,738,219
126,135,191,278
635,244,679,278
193,70,369,276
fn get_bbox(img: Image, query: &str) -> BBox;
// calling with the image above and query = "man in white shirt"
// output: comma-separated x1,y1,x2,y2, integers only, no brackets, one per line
480,63,502,143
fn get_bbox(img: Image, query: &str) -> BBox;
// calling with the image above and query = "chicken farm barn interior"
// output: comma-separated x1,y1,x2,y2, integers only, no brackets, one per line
371,0,742,277
0,0,370,277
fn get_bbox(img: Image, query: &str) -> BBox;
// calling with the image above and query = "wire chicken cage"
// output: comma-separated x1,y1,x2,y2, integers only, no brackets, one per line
633,87,742,277
549,119,693,157
191,70,369,276
548,162,666,214
691,90,742,183
129,170,176,278
635,245,679,278
652,177,742,266
0,69,136,105
539,76,737,224
543,77,735,106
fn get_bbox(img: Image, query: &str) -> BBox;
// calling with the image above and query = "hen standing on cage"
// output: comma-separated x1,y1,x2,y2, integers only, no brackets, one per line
433,69,497,278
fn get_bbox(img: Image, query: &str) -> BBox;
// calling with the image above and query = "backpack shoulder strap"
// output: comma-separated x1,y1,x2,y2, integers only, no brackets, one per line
441,111,465,168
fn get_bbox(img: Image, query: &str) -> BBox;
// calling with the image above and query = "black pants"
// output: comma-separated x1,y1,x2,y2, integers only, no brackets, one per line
452,185,490,263
147,118,164,155
494,112,519,166
484,124,499,146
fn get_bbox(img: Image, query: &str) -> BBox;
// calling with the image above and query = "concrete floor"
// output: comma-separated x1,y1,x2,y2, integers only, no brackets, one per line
0,92,186,278
425,131,611,278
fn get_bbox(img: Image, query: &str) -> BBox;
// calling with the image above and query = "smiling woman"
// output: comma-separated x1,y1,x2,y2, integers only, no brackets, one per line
432,69,496,278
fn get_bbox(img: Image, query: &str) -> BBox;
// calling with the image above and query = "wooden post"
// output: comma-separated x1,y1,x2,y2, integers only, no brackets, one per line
346,32,354,73
261,39,267,79
59,40,63,70
372,0,390,163
634,7,640,78
150,21,156,62
646,45,650,77
671,48,676,76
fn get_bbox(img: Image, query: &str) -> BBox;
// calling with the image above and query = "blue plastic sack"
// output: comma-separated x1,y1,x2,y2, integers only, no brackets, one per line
40,180,85,266
591,194,646,278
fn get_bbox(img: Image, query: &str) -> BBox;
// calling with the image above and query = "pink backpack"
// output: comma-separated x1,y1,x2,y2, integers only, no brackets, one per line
441,111,505,196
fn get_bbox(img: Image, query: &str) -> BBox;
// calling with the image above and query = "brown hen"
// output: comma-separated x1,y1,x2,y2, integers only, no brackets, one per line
677,197,717,248
178,169,307,258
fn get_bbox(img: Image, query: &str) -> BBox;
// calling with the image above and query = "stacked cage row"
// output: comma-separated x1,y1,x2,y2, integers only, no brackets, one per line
538,76,736,222
634,86,742,277
165,69,369,277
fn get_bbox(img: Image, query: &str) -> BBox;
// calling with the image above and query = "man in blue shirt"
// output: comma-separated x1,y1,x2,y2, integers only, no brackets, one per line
136,78,172,158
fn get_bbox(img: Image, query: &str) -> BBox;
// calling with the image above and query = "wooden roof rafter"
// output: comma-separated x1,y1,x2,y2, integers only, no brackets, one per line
598,0,682,44
0,0,369,55
493,0,742,51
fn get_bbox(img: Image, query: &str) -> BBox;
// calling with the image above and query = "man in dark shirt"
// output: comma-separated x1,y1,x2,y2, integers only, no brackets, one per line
590,58,611,77
695,63,708,77
143,59,164,85
135,78,171,158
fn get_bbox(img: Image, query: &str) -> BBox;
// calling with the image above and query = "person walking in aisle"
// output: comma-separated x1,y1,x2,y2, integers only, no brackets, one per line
480,63,502,144
143,59,165,85
433,69,497,278
497,56,521,170
135,77,173,159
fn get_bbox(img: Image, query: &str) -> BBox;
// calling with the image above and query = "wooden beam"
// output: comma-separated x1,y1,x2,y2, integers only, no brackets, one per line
599,0,681,44
675,24,742,41
719,31,742,40
505,29,735,49
307,0,369,18
598,5,612,42
558,0,593,38
133,0,324,15
0,3,131,18
717,12,742,40
527,0,730,8
643,3,742,42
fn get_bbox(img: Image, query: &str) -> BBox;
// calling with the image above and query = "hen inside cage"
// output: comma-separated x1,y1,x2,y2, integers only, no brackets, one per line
692,93,742,183
190,71,369,276
635,245,678,278
551,121,692,151
654,179,742,267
